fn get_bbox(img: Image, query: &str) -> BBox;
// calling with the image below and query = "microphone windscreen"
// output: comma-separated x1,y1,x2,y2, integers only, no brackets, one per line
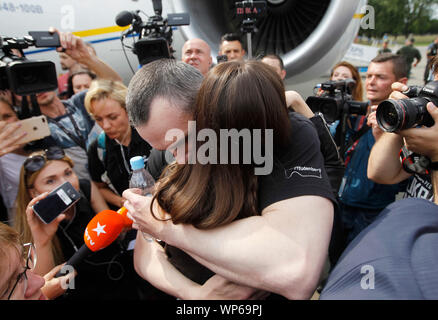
115,10,134,27
84,210,125,252
117,206,133,227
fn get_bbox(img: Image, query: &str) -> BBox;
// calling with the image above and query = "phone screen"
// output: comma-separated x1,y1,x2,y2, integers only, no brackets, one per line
32,182,81,224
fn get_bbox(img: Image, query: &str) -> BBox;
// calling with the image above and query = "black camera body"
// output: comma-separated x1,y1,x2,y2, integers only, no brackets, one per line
306,79,369,123
0,32,58,95
377,80,438,132
216,54,228,64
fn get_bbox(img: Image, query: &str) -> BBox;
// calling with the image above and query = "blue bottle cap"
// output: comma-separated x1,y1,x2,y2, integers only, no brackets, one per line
130,156,145,170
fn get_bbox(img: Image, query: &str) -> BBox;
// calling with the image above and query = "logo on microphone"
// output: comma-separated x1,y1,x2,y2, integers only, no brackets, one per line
92,222,107,237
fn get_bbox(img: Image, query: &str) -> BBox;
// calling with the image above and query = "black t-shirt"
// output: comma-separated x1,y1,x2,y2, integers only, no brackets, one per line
87,128,152,197
148,112,336,289
56,179,172,300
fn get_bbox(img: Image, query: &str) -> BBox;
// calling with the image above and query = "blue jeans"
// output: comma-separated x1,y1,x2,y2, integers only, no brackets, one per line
339,203,383,245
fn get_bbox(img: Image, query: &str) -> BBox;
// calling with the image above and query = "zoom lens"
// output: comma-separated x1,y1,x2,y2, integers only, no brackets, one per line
376,100,405,132
377,98,430,132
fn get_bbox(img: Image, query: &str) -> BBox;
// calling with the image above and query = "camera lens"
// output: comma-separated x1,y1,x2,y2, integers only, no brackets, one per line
376,100,404,132
377,98,430,132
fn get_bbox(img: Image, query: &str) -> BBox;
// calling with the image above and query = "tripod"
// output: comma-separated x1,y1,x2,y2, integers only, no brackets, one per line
241,18,257,59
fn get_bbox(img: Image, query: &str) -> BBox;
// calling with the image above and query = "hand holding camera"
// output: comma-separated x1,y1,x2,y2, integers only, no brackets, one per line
375,80,438,169
399,102,438,162
377,80,438,132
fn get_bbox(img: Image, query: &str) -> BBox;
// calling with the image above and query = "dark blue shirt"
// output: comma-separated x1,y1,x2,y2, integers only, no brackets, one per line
321,198,438,299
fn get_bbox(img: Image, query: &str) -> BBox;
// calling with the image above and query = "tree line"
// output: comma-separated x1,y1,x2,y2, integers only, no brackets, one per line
359,0,438,37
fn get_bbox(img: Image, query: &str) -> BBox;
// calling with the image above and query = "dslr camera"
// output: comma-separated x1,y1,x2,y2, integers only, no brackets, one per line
306,79,369,123
0,31,59,96
377,80,438,132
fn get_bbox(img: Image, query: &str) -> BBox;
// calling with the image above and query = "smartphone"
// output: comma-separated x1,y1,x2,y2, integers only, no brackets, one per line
32,181,81,224
14,115,51,145
216,55,228,64
28,31,61,48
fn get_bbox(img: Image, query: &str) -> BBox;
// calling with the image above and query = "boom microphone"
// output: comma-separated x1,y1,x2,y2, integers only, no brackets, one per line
55,207,132,277
115,10,142,27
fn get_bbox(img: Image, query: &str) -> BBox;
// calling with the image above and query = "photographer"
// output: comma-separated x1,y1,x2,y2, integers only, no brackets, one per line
368,56,438,203
337,53,408,245
219,33,246,61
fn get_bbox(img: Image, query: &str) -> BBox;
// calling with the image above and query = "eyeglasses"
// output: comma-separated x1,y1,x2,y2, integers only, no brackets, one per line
6,243,37,300
23,146,65,173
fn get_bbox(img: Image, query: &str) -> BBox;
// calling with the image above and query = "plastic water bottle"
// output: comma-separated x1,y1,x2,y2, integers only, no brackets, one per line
129,156,155,242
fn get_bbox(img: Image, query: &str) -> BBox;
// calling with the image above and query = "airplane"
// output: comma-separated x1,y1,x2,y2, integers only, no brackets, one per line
0,0,367,88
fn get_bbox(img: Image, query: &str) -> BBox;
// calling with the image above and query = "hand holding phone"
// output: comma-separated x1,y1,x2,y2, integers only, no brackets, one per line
25,192,65,247
12,115,51,145
32,181,81,224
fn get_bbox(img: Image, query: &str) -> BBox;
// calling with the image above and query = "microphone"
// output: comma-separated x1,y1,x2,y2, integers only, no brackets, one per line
115,10,142,27
55,207,132,277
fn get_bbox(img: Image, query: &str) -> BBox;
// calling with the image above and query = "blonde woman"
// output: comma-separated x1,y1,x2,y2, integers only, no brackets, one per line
85,79,152,209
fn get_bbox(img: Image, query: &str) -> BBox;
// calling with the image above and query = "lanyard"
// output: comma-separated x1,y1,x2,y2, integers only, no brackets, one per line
119,143,131,175
48,111,86,150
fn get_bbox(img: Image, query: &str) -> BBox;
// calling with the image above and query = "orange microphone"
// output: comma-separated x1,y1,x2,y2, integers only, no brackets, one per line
55,207,133,277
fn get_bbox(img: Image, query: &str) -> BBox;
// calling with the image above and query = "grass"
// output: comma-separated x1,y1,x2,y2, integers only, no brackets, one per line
357,34,438,46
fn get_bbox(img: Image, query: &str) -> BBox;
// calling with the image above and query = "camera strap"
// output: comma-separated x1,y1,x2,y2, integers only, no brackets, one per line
400,146,431,175
345,119,371,151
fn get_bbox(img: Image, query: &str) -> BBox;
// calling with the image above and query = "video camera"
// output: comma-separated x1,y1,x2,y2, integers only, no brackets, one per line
306,79,369,123
0,31,59,95
377,80,438,132
115,0,189,66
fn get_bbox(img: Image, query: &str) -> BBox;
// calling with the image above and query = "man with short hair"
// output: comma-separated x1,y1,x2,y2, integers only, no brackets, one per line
337,53,408,245
219,33,246,61
396,38,421,79
261,54,286,80
378,40,391,55
181,38,212,76
57,52,81,95
368,56,438,203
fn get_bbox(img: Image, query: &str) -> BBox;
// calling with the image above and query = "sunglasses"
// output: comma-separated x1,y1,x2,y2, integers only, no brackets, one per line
23,146,66,173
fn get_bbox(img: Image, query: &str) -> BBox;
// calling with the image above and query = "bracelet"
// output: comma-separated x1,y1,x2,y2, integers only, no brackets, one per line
142,232,154,242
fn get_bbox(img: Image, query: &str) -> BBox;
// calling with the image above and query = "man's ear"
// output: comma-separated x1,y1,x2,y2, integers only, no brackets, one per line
281,70,287,81
398,77,408,85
